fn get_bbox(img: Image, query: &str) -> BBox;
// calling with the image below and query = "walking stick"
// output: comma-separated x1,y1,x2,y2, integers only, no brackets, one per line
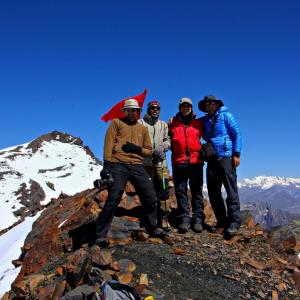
161,165,169,231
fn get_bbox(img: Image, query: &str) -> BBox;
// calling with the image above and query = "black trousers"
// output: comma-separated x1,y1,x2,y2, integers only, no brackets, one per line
206,157,241,226
172,163,204,224
96,163,157,239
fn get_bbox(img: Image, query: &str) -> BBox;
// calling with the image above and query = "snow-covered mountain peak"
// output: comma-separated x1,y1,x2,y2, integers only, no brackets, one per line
0,131,102,231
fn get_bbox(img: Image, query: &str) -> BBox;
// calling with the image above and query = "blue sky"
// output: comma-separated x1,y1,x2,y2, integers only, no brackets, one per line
0,0,299,178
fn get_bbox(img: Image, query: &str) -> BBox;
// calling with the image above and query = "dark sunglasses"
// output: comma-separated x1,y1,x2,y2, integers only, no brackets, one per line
124,108,140,112
149,106,161,110
206,101,216,105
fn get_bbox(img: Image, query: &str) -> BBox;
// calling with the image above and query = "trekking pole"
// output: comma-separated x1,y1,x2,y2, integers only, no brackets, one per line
161,165,169,231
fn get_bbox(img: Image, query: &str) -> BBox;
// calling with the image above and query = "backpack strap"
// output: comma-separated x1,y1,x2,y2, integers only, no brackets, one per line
208,114,218,139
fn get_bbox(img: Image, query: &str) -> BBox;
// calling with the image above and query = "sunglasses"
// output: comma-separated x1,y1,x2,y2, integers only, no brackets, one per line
149,106,160,110
206,101,216,105
124,108,140,112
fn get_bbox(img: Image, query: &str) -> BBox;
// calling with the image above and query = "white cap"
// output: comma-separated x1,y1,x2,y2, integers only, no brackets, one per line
122,99,142,111
179,97,193,106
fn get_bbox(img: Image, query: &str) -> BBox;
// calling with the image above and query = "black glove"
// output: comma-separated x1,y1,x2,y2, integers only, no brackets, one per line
121,142,142,154
101,160,112,177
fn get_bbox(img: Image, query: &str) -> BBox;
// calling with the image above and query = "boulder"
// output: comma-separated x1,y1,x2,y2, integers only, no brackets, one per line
268,220,300,254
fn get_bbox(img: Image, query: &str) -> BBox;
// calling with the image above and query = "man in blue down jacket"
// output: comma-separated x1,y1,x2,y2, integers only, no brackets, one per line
198,95,242,236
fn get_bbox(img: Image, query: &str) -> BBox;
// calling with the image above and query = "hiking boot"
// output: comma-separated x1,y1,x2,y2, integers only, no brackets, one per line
192,223,203,233
95,237,110,248
216,219,229,229
160,215,171,232
149,227,167,238
202,223,217,233
224,223,240,236
178,223,190,234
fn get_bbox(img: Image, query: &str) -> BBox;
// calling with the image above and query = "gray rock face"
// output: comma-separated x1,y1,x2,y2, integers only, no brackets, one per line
13,179,45,217
242,201,300,229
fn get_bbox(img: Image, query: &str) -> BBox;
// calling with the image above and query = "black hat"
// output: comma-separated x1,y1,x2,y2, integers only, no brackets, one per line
198,95,224,112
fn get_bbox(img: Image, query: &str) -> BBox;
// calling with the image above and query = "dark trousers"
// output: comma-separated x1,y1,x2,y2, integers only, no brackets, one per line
206,157,241,226
172,163,204,224
96,163,157,238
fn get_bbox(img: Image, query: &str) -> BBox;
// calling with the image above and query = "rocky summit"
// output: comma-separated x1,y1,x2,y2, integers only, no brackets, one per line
2,183,300,300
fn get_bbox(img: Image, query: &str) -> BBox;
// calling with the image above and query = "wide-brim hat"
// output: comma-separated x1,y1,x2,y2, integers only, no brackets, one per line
198,95,224,112
121,99,142,111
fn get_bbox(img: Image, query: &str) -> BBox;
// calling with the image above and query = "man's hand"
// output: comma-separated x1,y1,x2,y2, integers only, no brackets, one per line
153,145,166,162
122,142,142,154
233,156,240,168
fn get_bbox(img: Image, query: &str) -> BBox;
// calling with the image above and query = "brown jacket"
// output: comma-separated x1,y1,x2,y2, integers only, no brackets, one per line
104,118,152,164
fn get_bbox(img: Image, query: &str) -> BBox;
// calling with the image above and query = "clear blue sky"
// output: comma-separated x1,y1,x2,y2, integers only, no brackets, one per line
0,0,299,179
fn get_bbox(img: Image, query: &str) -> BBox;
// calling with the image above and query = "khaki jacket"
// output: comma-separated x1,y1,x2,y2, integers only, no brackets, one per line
139,114,170,167
104,118,152,164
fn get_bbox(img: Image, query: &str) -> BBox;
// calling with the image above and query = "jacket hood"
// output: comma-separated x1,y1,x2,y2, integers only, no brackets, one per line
217,106,228,114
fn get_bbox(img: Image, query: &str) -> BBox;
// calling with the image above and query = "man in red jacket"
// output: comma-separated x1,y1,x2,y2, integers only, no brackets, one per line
169,98,205,233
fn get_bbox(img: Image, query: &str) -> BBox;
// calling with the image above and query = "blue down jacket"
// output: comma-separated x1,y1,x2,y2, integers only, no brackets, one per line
200,106,242,157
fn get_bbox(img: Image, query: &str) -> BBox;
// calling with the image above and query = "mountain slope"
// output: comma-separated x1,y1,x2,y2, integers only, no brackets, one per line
0,131,102,231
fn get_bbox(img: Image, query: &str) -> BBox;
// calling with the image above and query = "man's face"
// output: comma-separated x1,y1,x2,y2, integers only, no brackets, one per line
206,101,218,115
148,105,160,119
180,103,192,116
124,108,140,122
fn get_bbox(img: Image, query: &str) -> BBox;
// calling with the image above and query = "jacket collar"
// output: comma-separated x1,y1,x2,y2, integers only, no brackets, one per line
176,112,196,125
143,113,159,125
206,106,228,119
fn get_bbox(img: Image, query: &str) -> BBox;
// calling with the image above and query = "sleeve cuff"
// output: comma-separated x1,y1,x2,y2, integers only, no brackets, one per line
233,152,240,158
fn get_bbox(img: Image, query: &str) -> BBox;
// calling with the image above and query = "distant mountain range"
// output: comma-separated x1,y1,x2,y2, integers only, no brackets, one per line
238,176,300,228
239,176,300,211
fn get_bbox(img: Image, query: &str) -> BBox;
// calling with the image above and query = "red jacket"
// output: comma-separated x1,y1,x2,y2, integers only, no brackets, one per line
168,114,203,165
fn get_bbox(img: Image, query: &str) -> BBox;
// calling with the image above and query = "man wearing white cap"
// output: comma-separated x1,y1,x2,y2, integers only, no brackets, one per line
168,98,205,234
95,99,166,247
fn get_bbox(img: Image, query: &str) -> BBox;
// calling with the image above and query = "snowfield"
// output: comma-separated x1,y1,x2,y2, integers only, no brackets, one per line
0,213,40,297
0,137,101,231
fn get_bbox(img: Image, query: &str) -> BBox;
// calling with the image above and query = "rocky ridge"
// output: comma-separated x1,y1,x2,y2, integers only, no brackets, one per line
2,183,300,300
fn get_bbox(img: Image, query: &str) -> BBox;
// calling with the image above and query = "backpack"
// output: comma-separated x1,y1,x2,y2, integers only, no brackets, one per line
100,280,141,300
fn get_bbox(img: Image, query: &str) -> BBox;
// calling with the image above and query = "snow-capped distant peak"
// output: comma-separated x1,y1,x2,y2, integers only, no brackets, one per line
239,176,300,190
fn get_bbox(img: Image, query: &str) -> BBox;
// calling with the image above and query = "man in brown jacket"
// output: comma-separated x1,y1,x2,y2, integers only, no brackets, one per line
95,99,166,247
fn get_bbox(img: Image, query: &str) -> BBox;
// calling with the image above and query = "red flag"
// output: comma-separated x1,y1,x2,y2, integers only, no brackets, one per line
101,89,148,122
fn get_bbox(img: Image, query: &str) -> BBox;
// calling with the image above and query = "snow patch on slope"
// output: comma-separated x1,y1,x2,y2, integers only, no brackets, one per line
0,213,40,298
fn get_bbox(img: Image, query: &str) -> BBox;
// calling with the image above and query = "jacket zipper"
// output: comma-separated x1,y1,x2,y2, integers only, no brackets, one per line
130,124,133,164
184,124,190,163
153,124,156,150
